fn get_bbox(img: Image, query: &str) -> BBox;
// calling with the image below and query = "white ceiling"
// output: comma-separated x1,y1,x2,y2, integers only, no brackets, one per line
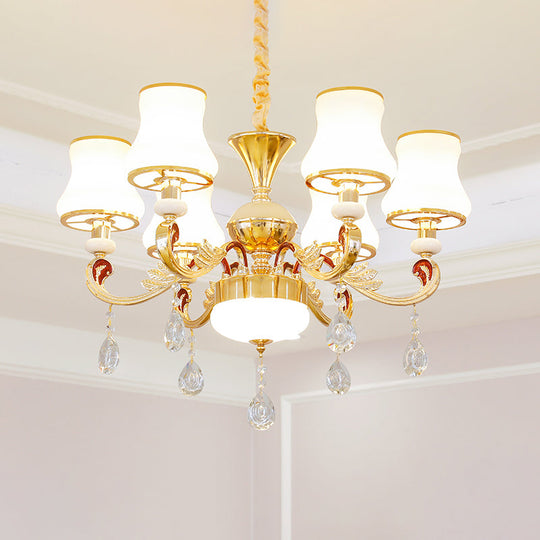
0,0,539,390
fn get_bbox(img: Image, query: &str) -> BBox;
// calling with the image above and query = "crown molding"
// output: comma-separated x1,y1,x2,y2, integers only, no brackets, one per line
1,78,539,163
2,204,539,301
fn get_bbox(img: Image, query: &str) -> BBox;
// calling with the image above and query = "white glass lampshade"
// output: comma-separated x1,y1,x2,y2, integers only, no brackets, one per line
143,185,225,257
301,87,396,196
211,298,309,343
127,83,218,191
57,136,144,232
301,191,379,261
382,130,471,230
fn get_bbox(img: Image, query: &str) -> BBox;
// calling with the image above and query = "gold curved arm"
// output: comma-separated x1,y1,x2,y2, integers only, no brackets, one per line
156,221,227,283
306,281,354,327
176,282,217,329
294,223,362,283
86,259,173,305
344,258,441,306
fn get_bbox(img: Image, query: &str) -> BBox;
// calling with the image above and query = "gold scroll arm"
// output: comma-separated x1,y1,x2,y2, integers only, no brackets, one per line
86,259,173,306
293,223,362,283
156,221,226,283
306,281,353,327
176,282,217,329
344,258,441,306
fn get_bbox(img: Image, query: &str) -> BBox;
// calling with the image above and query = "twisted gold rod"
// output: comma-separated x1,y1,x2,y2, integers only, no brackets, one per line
252,0,271,131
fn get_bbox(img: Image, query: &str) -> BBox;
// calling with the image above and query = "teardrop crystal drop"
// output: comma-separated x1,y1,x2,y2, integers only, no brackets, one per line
98,336,119,375
178,360,204,396
164,309,185,352
403,337,428,377
326,358,351,395
248,391,275,431
326,311,356,353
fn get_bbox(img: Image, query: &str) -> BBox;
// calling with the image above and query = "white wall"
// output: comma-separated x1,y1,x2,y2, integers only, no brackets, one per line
0,375,252,540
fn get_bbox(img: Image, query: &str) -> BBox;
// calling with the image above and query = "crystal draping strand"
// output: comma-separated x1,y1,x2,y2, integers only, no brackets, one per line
326,282,354,394
164,283,186,352
252,0,271,131
403,304,428,376
178,328,205,396
248,347,275,430
98,304,120,374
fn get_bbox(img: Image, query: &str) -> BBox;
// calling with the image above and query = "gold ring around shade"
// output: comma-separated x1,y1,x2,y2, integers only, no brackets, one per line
305,168,391,196
139,82,207,97
386,209,467,231
59,209,140,232
397,130,461,142
214,273,308,306
316,86,384,101
127,165,213,192
70,135,131,145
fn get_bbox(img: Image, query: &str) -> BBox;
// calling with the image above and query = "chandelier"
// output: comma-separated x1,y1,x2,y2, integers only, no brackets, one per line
57,0,471,430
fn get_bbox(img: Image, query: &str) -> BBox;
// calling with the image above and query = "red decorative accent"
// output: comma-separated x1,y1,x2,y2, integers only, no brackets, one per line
226,241,249,267
177,288,191,311
413,259,433,286
292,261,301,274
221,258,232,275
170,222,180,246
188,260,196,269
230,262,240,274
273,242,296,267
92,259,113,285
338,225,346,248
321,254,335,269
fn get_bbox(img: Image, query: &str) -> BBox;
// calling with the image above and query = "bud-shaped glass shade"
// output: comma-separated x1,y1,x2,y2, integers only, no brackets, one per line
143,186,225,258
301,191,379,261
382,130,471,230
302,87,396,196
127,83,218,192
57,136,144,231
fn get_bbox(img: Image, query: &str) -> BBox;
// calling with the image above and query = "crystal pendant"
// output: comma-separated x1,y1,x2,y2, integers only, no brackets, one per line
164,309,185,352
326,357,351,395
98,336,119,375
178,360,204,396
403,337,428,377
248,391,275,431
327,311,356,353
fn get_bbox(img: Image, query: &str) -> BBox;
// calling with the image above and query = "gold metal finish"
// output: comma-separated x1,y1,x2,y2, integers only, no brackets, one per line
344,259,441,306
228,131,296,199
214,273,307,306
386,208,467,230
306,281,353,326
305,168,391,196
139,82,207,97
60,209,140,232
316,86,384,100
249,339,273,356
397,129,461,142
127,165,213,192
294,223,362,283
71,135,131,145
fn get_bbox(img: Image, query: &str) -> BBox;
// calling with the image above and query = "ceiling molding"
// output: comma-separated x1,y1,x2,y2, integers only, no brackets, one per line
3,204,539,303
1,78,539,162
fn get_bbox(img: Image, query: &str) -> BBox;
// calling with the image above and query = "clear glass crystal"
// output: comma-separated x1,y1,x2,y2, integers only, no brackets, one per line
326,357,351,395
98,335,119,375
164,309,185,352
403,337,428,377
248,391,275,431
327,311,356,353
178,359,204,396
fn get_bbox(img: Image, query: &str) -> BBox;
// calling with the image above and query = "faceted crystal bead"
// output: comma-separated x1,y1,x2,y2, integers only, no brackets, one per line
248,391,275,431
98,336,119,375
403,337,428,377
178,360,204,396
327,311,356,353
164,309,185,352
326,358,351,395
